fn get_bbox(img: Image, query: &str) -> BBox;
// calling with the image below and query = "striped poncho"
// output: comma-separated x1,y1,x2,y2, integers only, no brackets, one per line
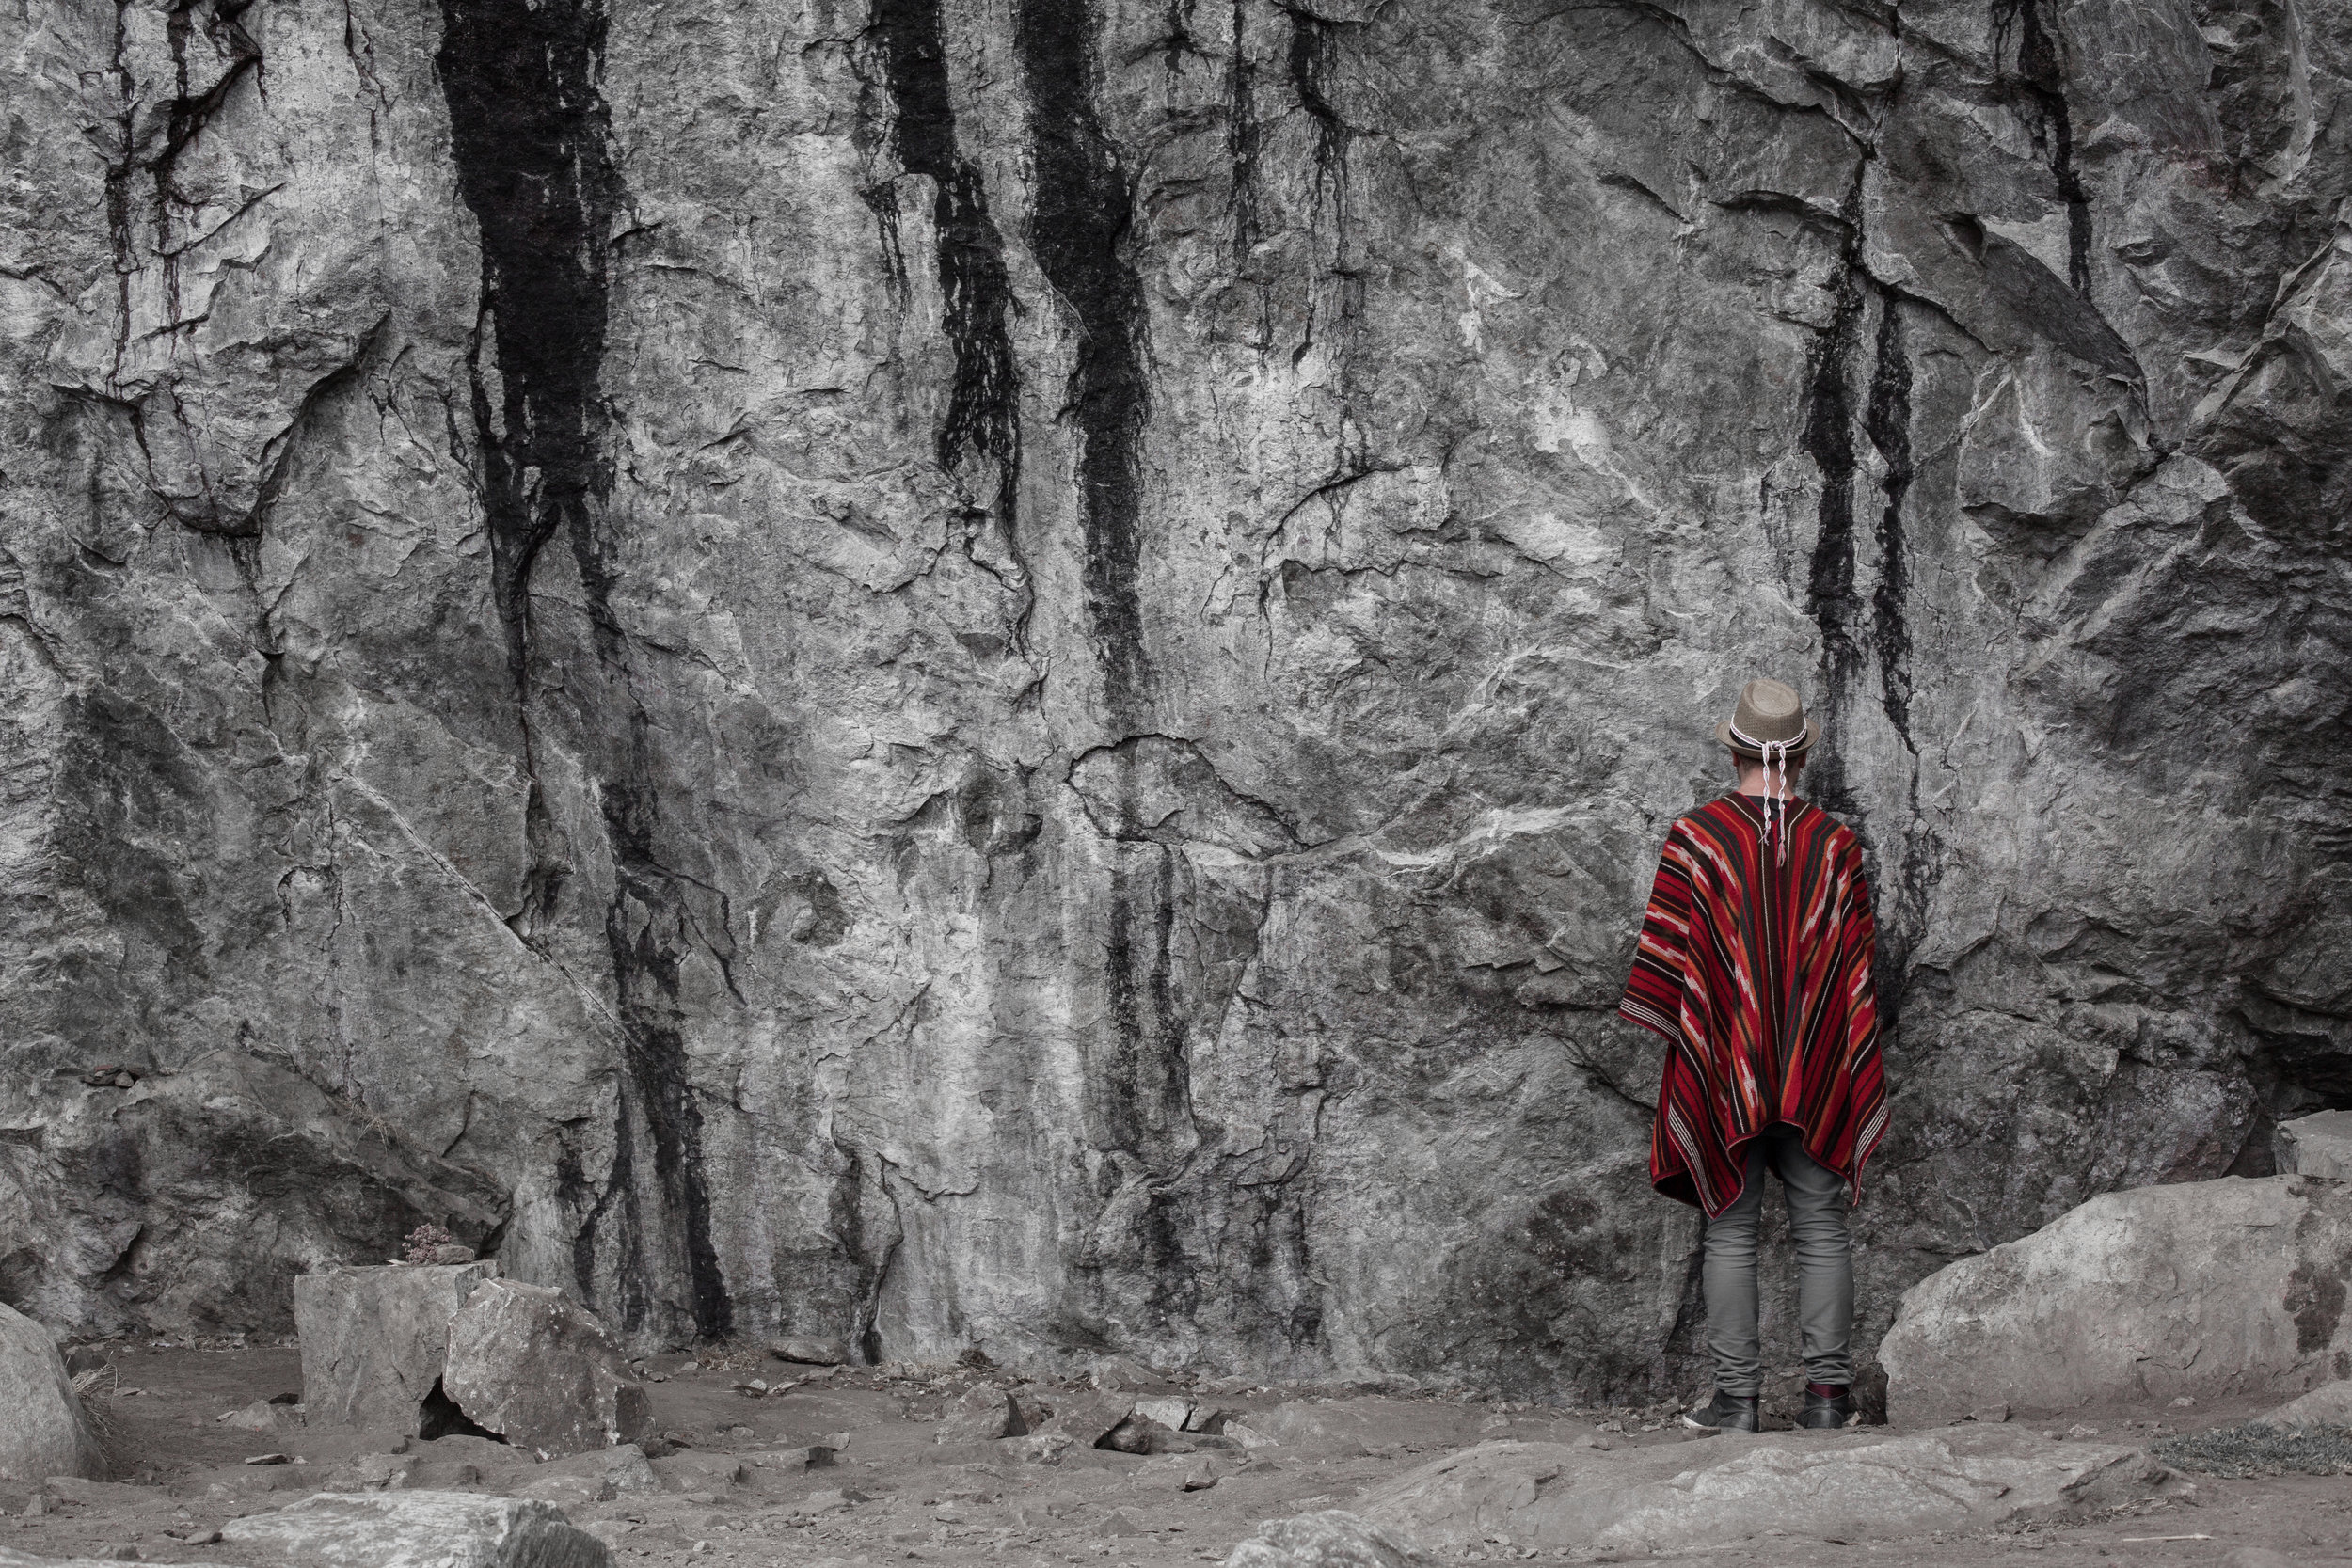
1618,792,1888,1216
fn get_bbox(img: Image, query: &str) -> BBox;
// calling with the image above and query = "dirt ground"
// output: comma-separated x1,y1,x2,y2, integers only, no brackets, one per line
8,1341,2349,1567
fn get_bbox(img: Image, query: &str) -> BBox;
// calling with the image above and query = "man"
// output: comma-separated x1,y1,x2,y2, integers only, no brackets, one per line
1618,678,1888,1433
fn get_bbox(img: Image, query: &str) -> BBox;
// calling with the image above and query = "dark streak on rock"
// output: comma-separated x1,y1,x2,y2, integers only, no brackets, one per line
438,0,733,1344
1016,0,1153,717
1284,7,1359,366
866,0,1028,624
435,0,618,692
1863,306,1914,747
1992,0,2091,295
1104,851,1169,1153
1861,301,1933,1020
1803,187,1928,1024
1228,0,1263,261
1802,255,1867,702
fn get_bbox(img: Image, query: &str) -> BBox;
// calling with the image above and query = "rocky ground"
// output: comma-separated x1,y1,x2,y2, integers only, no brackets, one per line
8,1344,2347,1567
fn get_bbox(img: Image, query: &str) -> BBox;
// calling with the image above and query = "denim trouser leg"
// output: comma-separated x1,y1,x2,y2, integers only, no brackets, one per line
1700,1125,1854,1396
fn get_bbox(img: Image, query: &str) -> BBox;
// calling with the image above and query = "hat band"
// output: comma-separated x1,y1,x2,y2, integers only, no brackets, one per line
1727,719,1803,751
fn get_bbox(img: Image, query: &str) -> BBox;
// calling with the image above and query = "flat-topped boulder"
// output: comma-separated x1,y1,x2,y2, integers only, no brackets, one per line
0,1304,103,1481
2264,1380,2352,1427
1878,1175,2352,1420
1361,1430,2185,1555
220,1490,610,1568
295,1261,648,1455
297,1260,501,1433
2276,1110,2352,1180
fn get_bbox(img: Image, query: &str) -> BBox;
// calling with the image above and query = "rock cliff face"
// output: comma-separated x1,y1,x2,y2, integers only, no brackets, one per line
1,0,2346,1398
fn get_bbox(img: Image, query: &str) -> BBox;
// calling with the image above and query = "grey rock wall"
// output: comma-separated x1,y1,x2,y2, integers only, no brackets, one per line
1,0,2346,1400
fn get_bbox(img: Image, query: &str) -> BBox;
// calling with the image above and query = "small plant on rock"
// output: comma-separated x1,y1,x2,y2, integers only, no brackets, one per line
401,1223,456,1263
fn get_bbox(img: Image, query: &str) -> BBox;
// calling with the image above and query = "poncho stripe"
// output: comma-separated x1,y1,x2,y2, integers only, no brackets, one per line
1619,793,1886,1216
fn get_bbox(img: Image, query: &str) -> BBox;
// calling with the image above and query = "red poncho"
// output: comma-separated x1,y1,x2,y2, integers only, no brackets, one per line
1618,792,1888,1216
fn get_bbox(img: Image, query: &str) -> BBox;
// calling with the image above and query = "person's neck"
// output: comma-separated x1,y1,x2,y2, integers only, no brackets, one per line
1735,769,1802,800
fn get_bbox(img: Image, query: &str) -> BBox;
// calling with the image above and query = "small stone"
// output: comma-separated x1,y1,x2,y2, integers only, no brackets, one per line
1088,1356,1158,1393
1971,1404,2011,1424
243,1452,293,1465
1093,1508,1149,1538
2169,1396,2196,1408
1134,1396,1193,1431
1016,1433,1073,1465
1181,1457,1217,1491
2221,1550,2298,1568
2064,1424,2100,1439
1221,1421,1277,1449
769,1338,849,1366
1103,1415,1191,1454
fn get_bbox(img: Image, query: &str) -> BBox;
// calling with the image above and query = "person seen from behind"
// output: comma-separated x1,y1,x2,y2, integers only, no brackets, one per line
1618,678,1889,1432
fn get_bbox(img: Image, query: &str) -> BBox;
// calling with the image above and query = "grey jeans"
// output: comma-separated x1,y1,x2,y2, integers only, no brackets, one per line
1702,1125,1853,1395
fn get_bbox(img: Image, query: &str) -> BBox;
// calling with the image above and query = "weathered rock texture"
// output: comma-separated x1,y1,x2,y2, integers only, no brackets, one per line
297,1261,501,1432
0,1305,102,1481
2276,1109,2352,1179
2,0,2349,1396
1879,1175,2352,1419
441,1278,653,1456
1362,1430,2187,1554
1223,1511,1435,1568
218,1492,612,1568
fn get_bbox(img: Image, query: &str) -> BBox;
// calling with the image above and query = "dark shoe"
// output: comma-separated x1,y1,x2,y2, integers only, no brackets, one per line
1799,1386,1860,1429
1681,1390,1761,1433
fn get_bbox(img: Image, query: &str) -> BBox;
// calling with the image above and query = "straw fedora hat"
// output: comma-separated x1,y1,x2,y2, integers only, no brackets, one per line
1716,678,1818,758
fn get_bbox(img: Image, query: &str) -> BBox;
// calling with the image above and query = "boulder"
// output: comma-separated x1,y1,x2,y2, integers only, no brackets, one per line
1878,1176,2352,1419
441,1280,652,1458
768,1338,848,1366
1223,1511,1435,1567
2276,1111,2352,1180
220,1490,610,1567
2262,1381,2352,1428
1133,1396,1194,1431
1029,1391,1136,1447
1362,1432,2185,1555
0,1305,102,1481
296,1262,501,1432
935,1385,1018,1443
1103,1415,1193,1455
